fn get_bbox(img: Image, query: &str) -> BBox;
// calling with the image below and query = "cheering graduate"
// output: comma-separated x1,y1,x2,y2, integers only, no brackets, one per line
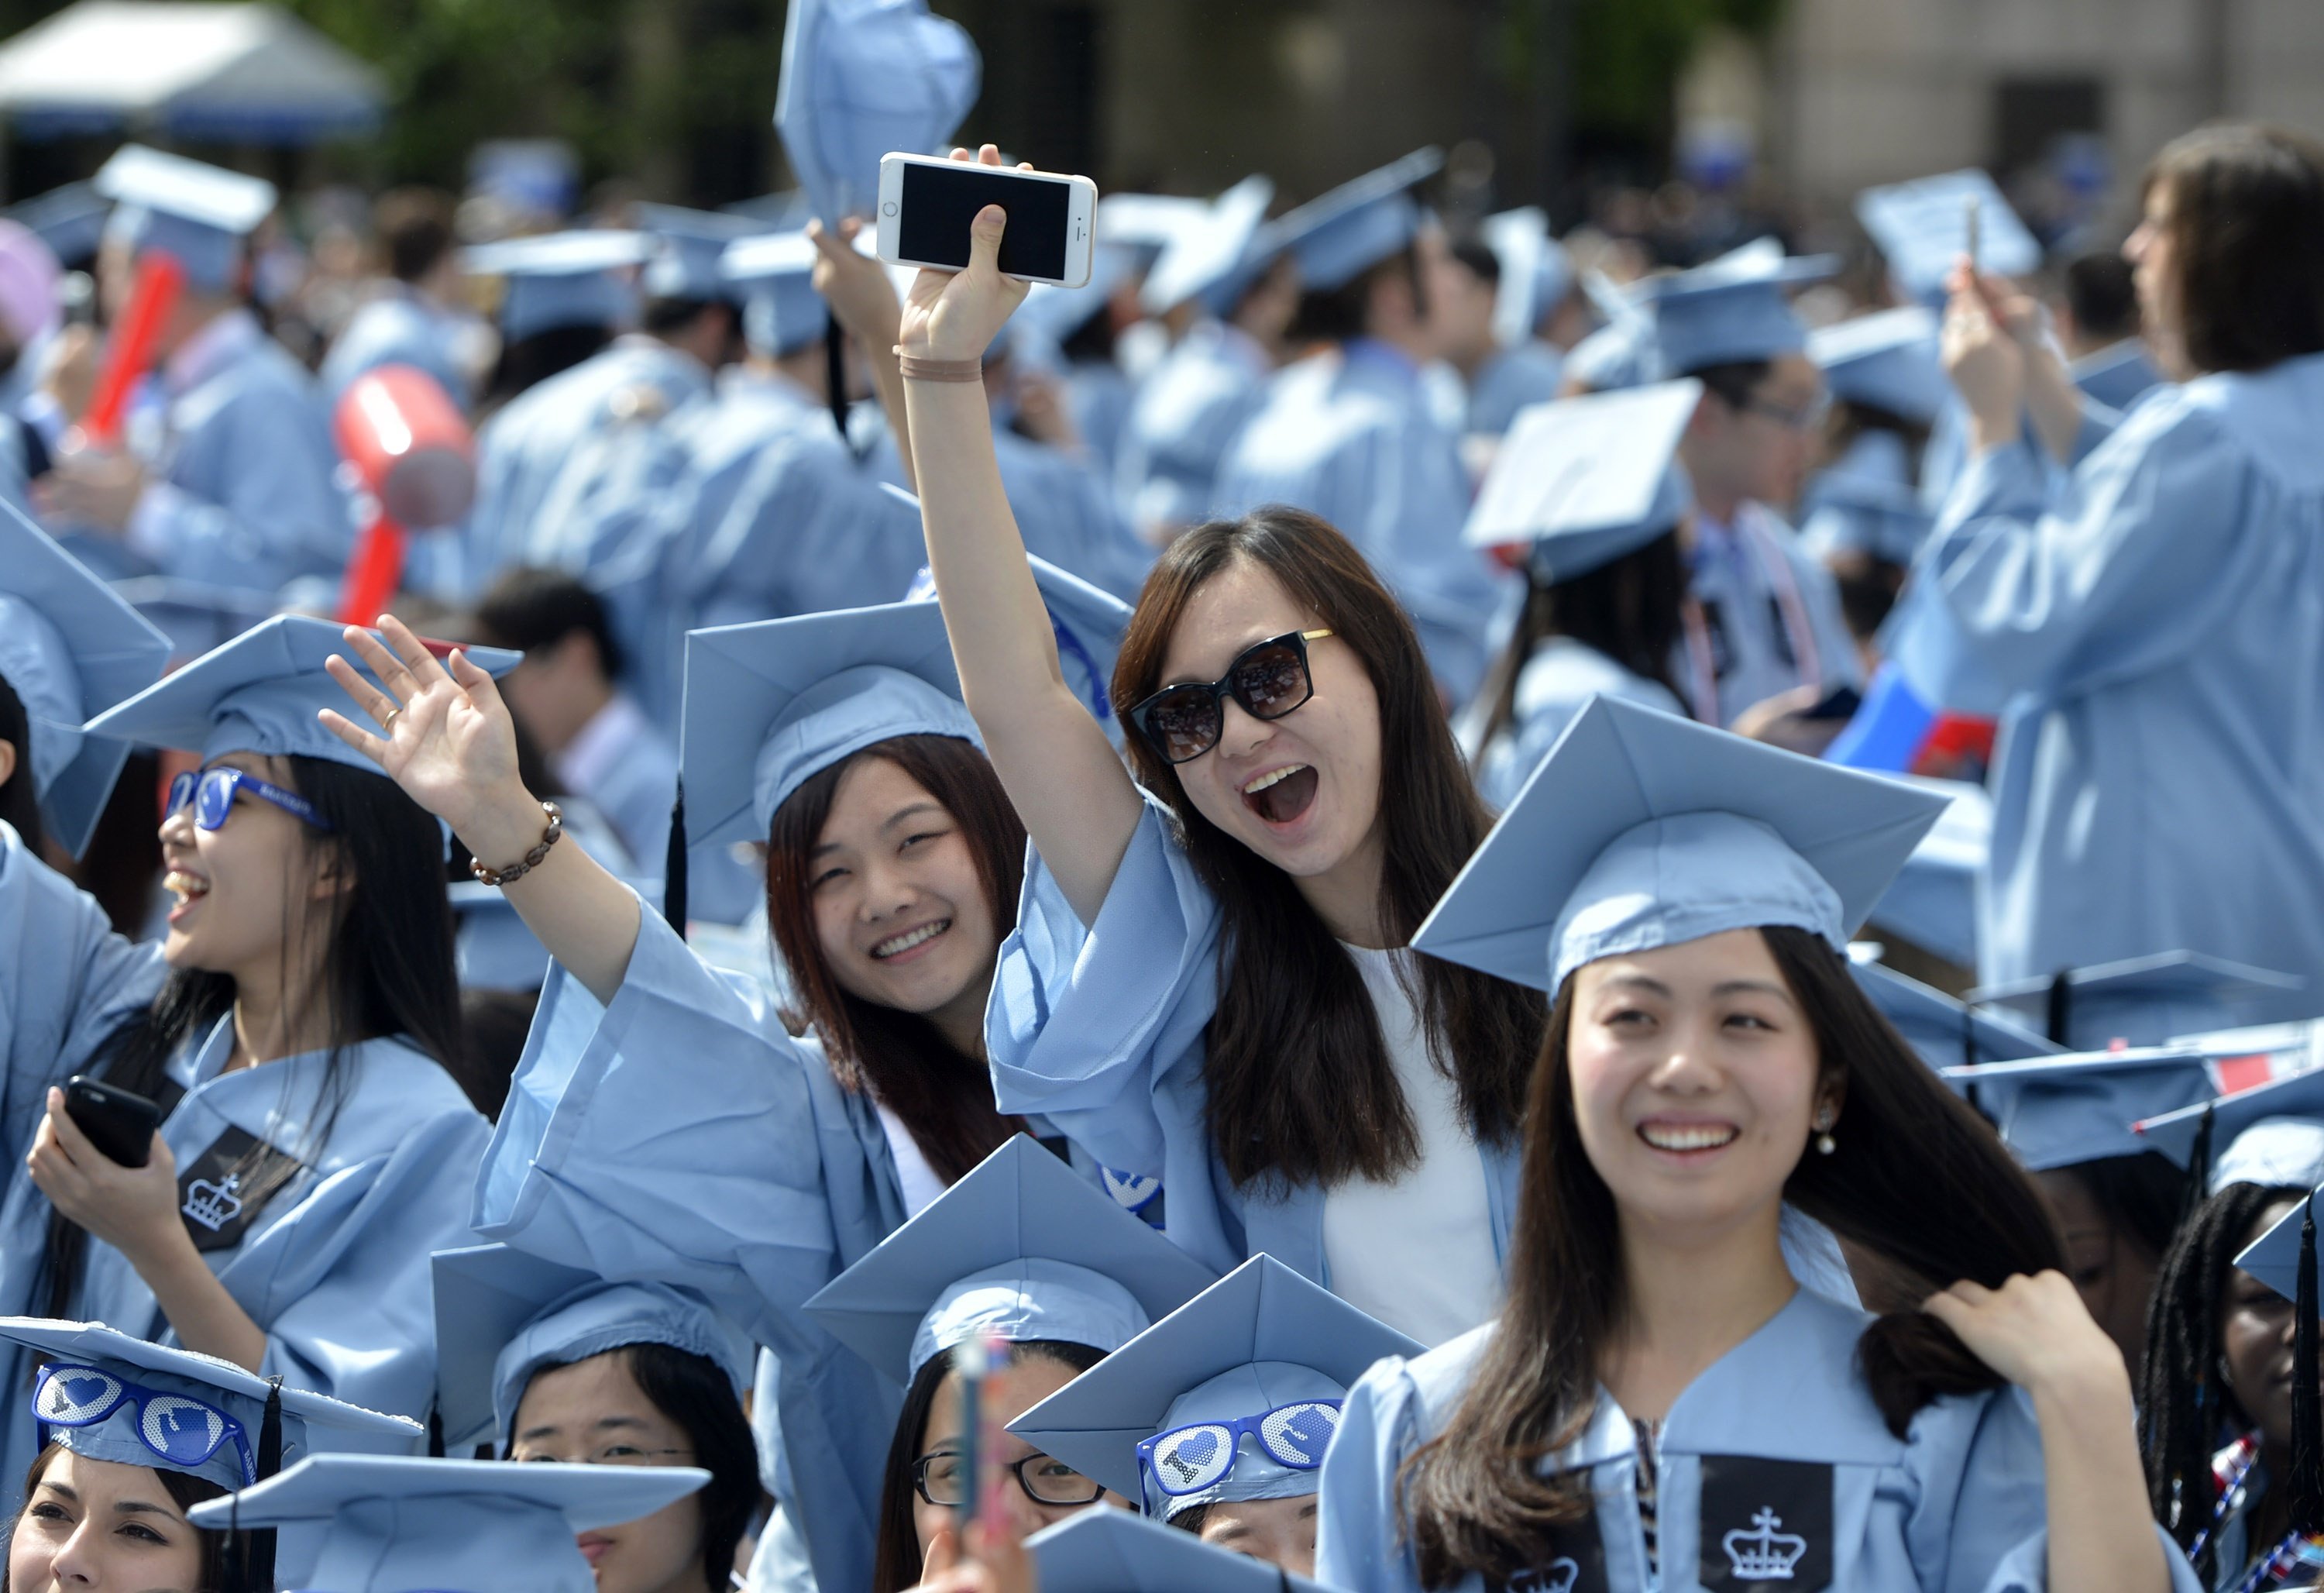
0,1319,419,1593
321,580,1127,1593
1317,697,2193,1593
37,146,346,604
1886,124,2324,989
430,1244,758,1593
0,511,169,1177
0,616,500,1496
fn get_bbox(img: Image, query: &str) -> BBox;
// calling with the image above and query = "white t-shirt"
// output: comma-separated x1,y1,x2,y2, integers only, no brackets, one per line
1320,946,1504,1347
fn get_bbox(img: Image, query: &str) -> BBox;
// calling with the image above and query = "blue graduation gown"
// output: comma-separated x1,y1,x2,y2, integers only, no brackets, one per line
1114,319,1271,536
1215,339,1509,703
1316,1287,2202,1593
318,290,478,417
1887,353,2324,986
1473,642,1686,810
1466,340,1566,438
1682,504,1864,727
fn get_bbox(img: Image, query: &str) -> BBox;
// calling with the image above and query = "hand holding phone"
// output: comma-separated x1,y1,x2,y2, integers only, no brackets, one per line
878,151,1098,287
61,1077,160,1168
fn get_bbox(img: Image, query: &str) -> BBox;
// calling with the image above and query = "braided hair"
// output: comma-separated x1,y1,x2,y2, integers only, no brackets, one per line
2138,1182,2297,1574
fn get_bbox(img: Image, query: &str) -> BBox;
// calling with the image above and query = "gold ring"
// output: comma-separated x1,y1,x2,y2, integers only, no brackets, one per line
380,707,401,735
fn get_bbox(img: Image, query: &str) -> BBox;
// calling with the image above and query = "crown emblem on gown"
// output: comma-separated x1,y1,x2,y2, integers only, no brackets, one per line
182,1174,243,1232
1722,1508,1808,1580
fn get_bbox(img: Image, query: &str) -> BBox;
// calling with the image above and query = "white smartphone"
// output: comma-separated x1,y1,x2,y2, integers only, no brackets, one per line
875,153,1098,288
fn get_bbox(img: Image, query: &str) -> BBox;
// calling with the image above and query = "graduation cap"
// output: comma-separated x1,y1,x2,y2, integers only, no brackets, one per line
1461,380,1699,580
1807,306,1946,426
187,1454,707,1593
1970,950,2309,1051
2134,1066,2324,1198
0,501,169,856
430,1244,753,1455
1139,176,1275,318
1270,147,1442,294
720,229,828,357
774,0,981,228
1855,169,2044,306
803,1136,1218,1384
1941,1048,2216,1172
462,230,654,342
81,614,518,776
1636,246,1834,377
1026,1505,1336,1593
1412,695,1948,993
1483,206,1573,349
5,179,109,267
1850,957,2063,1073
1009,1254,1418,1519
634,202,770,304
92,145,274,294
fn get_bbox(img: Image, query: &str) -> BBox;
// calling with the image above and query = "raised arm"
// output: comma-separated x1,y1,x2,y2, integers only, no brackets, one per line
319,614,642,1003
900,146,1145,927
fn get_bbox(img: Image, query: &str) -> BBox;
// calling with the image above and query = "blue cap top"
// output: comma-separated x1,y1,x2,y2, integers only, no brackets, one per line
1855,169,2043,305
1809,306,1946,425
774,0,982,227
2133,1066,2324,1184
1638,246,1834,377
1942,1048,2216,1172
92,145,274,294
81,614,517,775
1971,951,2309,1052
1463,380,1699,580
0,1317,418,1492
428,1244,754,1454
803,1136,1218,1382
1483,207,1573,349
720,229,829,356
1009,1254,1419,1517
1140,176,1277,318
186,1454,707,1593
1270,147,1442,294
1027,1506,1335,1593
1849,958,2063,1072
635,203,772,303
1412,696,1948,993
462,231,654,341
0,502,168,857
2233,1190,2324,1302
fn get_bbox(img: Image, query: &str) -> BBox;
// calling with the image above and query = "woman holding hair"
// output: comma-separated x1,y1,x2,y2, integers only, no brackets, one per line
1316,696,2193,1593
1890,122,2324,987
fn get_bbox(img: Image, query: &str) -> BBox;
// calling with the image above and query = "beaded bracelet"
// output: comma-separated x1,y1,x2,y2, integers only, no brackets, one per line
895,348,983,383
472,800,563,887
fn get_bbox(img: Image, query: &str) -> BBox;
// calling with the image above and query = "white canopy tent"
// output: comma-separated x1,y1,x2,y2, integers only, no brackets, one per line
0,2,383,144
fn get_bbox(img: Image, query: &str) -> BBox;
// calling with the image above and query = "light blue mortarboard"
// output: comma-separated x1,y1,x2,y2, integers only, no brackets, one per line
1009,1254,1419,1519
1412,696,1948,993
0,503,168,856
1849,958,2062,1073
720,229,829,356
1808,306,1946,425
1483,207,1573,349
774,0,981,228
635,202,769,303
1638,246,1834,377
1270,147,1443,294
1462,380,1699,580
1941,1049,2216,1172
91,145,274,294
2133,1068,2324,1196
2233,1189,2324,1302
0,1317,418,1492
1970,951,2309,1052
81,614,519,775
429,1244,754,1454
187,1454,708,1593
803,1136,1218,1383
1026,1506,1335,1593
1140,175,1277,318
1855,169,2043,306
462,231,653,342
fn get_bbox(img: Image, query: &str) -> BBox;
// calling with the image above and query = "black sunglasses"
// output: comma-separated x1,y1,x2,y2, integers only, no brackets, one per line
1127,628,1334,765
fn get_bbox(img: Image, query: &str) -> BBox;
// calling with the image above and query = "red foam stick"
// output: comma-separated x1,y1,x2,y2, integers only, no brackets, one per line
81,251,185,447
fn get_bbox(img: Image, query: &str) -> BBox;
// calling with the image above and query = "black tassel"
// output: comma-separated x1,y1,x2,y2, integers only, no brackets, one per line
2044,969,2073,1045
662,776,688,932
242,1379,284,1593
825,326,850,441
2291,1196,2322,1535
2180,1106,2216,1230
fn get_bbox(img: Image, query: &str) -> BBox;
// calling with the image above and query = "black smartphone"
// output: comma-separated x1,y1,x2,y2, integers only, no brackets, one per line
63,1077,160,1168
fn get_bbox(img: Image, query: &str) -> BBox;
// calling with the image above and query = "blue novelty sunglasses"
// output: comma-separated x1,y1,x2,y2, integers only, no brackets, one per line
33,1361,256,1485
1136,1399,1341,1498
166,767,332,832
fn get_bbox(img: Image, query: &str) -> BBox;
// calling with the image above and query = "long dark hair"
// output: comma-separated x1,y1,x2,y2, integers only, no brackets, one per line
42,755,473,1317
1472,531,1690,762
2,1440,229,1592
2145,124,2324,376
870,1339,1107,1593
1399,925,2064,1588
1114,507,1545,1189
2138,1181,2299,1573
0,673,47,854
765,735,1029,1185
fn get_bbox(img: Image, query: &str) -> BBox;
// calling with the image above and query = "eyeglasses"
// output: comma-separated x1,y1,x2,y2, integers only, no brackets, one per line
513,1443,696,1467
1126,630,1334,765
1136,1400,1342,1499
164,767,332,832
911,1448,1105,1509
1744,391,1832,432
33,1362,256,1485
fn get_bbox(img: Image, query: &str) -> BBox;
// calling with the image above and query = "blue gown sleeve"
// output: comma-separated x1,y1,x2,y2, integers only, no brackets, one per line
1315,1354,1427,1593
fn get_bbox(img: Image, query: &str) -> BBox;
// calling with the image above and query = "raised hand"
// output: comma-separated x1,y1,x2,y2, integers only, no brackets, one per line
897,145,1033,364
